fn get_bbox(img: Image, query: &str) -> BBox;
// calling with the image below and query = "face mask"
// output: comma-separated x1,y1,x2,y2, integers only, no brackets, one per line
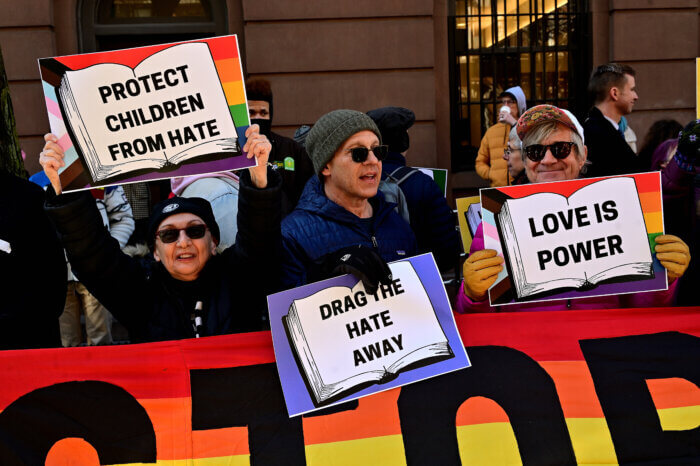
250,118,272,138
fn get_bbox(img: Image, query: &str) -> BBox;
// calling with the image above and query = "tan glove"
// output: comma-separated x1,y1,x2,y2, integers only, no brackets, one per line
462,249,504,301
654,234,691,282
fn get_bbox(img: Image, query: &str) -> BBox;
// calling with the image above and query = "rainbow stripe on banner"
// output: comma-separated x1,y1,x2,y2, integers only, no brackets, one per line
0,307,698,464
39,35,249,192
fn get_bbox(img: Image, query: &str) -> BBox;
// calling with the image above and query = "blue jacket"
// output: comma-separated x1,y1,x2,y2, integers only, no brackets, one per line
382,152,461,272
281,176,417,288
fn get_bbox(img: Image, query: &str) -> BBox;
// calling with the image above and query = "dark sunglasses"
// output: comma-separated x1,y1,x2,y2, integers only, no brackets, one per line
156,224,208,244
523,141,575,162
348,145,388,163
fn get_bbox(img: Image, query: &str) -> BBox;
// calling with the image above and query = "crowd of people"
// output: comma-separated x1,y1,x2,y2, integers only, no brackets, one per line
2,66,697,349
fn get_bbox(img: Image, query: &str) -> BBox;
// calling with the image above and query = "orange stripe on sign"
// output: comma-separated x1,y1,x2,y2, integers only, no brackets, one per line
647,378,700,410
456,396,510,425
638,191,662,213
139,397,192,460
192,426,251,458
215,58,242,83
303,389,402,445
541,361,606,418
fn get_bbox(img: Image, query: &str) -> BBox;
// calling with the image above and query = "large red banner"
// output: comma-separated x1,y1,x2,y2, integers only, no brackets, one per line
0,307,698,465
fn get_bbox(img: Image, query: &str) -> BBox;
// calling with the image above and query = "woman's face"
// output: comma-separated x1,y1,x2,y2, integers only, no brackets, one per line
153,213,217,281
503,141,524,178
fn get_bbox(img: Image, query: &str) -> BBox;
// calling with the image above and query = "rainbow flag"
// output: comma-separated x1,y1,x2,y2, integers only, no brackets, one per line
0,307,697,465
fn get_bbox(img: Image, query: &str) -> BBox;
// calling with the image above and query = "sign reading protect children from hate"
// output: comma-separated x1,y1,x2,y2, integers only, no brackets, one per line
267,253,470,417
480,173,667,306
38,35,252,193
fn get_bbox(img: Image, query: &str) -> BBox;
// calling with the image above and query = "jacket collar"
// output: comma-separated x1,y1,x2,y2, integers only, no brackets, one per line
297,176,396,226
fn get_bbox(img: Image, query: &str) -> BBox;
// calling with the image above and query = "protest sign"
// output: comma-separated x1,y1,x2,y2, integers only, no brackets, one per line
0,307,697,465
38,35,251,192
456,195,481,253
480,173,667,305
416,167,448,196
267,253,469,416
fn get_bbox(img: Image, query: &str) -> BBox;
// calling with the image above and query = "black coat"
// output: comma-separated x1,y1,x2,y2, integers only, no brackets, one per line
268,131,314,217
583,107,644,178
0,173,65,349
45,169,281,343
381,152,460,272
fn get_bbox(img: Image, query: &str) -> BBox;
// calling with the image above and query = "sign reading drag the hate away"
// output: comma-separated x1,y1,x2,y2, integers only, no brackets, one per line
481,173,667,305
39,35,252,192
268,253,469,416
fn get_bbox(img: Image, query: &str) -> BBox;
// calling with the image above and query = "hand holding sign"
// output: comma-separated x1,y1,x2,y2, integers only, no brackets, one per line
243,124,271,189
39,133,65,194
654,234,691,282
462,249,503,301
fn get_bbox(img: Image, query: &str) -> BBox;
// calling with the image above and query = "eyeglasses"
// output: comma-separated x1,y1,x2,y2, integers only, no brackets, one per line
156,224,208,243
347,145,388,163
523,141,575,162
498,98,516,106
504,146,520,156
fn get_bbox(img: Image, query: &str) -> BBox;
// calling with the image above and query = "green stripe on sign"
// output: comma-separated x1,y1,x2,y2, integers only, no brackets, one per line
229,103,249,128
648,232,663,252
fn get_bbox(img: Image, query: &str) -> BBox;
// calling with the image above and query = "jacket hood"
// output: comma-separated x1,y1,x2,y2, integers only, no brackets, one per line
503,86,527,116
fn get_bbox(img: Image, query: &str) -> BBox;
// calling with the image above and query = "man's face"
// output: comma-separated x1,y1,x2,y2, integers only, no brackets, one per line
153,213,217,282
248,100,270,120
503,141,524,178
524,125,587,183
615,74,638,115
321,130,382,207
498,95,520,119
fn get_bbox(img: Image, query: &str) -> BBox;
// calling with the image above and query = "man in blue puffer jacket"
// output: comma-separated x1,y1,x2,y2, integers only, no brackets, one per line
281,109,417,291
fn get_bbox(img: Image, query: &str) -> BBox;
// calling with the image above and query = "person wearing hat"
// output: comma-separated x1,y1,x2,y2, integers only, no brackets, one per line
475,86,527,187
367,106,460,273
456,104,691,313
246,78,314,216
39,125,282,342
280,109,417,290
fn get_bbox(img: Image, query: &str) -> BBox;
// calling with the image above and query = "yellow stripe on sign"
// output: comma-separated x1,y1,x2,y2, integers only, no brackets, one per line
306,434,407,466
456,422,522,465
566,418,618,465
696,58,700,119
193,454,251,465
113,460,191,465
222,80,246,106
643,211,663,234
658,405,700,431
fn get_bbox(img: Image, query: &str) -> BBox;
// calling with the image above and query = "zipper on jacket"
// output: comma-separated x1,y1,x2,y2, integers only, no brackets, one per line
371,235,378,249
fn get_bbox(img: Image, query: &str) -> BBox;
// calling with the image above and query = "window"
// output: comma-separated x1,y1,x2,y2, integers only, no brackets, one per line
449,0,590,171
79,0,229,52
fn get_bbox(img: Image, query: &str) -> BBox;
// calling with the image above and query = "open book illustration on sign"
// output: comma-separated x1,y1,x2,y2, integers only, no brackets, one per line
46,42,239,186
283,261,454,407
492,176,655,303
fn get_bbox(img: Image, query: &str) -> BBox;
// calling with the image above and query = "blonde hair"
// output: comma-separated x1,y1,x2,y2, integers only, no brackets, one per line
521,121,588,174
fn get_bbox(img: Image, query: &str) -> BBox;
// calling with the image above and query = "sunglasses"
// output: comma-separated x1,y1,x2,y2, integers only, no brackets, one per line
156,224,208,244
523,141,575,162
347,145,388,163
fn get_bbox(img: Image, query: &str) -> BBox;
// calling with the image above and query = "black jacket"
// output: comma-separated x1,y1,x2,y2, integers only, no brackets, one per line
0,173,65,349
268,131,314,217
583,107,644,178
45,169,281,343
381,152,460,272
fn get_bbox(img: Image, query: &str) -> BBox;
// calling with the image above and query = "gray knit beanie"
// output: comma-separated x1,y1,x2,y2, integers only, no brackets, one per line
306,109,382,175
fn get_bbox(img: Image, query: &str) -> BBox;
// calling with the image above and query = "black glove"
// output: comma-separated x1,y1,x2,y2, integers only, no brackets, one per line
312,245,393,294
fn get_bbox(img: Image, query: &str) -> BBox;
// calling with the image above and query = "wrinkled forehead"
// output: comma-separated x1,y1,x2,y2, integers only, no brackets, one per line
157,212,206,231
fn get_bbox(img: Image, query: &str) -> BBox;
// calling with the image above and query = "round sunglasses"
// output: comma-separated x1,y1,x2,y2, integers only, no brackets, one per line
156,224,208,244
347,145,389,163
523,141,575,162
